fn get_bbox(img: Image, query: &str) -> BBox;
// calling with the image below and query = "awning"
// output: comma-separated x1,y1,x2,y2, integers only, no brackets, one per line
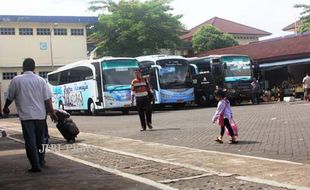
259,57,310,68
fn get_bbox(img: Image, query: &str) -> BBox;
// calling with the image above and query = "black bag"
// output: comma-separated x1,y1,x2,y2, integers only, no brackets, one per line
145,79,155,102
55,110,79,142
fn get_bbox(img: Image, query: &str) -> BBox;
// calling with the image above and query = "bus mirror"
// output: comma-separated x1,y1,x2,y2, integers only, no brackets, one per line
224,63,227,70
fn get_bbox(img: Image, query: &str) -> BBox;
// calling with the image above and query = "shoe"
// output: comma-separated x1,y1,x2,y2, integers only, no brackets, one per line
140,127,146,131
28,168,41,173
229,140,239,144
215,137,223,143
147,123,153,129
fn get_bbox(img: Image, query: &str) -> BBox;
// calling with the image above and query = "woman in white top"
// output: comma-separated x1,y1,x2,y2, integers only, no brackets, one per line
212,89,238,144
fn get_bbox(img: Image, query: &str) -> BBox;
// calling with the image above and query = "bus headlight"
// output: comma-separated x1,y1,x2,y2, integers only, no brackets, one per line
104,96,115,101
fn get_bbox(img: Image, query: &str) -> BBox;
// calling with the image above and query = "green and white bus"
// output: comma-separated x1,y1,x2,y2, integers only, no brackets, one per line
47,57,139,115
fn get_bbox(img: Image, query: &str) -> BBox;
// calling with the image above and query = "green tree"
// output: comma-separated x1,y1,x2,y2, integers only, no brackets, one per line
192,25,238,53
89,0,184,57
294,4,310,33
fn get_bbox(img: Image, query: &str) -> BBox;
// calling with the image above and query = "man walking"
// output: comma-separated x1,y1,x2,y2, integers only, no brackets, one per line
131,69,153,131
303,73,310,102
2,58,57,172
251,77,260,104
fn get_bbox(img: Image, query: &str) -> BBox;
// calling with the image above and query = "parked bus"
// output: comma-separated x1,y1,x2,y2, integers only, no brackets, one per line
136,55,194,107
189,54,254,106
47,57,139,115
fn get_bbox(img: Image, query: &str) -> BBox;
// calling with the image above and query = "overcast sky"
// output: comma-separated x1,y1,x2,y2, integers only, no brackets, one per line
0,0,309,39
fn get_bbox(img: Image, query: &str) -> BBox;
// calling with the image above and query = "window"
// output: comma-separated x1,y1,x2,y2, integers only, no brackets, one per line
54,28,67,36
37,28,50,35
0,28,15,35
139,61,155,76
71,29,84,36
3,72,17,80
39,71,51,79
19,28,33,35
48,67,93,86
47,73,60,86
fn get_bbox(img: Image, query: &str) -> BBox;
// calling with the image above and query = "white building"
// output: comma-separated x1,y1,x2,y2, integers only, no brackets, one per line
0,15,97,114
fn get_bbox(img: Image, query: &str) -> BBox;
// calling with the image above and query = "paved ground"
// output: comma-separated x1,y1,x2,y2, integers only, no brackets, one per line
38,101,310,163
0,137,158,190
1,101,310,189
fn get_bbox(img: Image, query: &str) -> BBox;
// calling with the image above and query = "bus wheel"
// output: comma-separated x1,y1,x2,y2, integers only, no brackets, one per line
198,94,208,107
59,101,65,110
122,110,129,115
88,100,96,116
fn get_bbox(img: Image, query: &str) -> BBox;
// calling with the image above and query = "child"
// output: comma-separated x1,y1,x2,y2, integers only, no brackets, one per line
212,89,238,144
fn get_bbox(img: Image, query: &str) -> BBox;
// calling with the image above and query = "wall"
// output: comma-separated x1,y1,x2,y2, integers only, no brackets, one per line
0,22,87,67
0,21,89,115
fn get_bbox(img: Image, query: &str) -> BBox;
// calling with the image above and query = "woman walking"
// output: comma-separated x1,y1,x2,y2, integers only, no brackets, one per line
131,69,153,131
212,89,238,144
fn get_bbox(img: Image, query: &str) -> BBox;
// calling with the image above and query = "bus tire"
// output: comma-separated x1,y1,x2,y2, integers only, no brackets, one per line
122,110,129,115
59,101,65,110
87,100,96,116
198,94,208,107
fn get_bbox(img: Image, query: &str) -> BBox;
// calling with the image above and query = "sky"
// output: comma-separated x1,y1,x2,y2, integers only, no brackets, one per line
0,0,309,39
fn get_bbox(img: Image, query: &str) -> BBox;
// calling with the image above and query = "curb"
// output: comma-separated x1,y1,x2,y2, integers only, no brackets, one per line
0,129,7,137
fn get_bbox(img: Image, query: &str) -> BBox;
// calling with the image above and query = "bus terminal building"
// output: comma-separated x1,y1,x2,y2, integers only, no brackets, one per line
0,15,98,113
196,33,310,92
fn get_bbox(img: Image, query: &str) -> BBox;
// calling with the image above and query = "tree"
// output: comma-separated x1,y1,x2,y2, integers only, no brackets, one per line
192,25,238,53
295,4,310,33
89,0,184,57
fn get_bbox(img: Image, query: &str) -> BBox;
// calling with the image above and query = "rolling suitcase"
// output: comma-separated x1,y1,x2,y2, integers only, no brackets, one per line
55,110,79,142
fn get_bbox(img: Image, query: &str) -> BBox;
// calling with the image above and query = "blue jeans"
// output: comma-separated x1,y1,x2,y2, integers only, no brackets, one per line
21,120,46,170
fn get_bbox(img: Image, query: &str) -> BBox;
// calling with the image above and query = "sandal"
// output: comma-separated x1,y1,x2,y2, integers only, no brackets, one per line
215,137,223,143
229,140,238,144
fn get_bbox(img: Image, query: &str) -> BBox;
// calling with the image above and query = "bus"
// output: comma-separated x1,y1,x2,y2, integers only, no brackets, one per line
136,55,194,107
189,54,254,106
47,57,139,115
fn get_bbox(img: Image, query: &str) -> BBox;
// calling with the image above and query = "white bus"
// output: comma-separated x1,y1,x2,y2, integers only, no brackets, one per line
136,55,194,107
47,57,139,115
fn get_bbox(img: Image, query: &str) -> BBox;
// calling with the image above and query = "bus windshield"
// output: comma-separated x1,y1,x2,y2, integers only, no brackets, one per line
102,59,138,91
157,59,190,89
222,56,251,81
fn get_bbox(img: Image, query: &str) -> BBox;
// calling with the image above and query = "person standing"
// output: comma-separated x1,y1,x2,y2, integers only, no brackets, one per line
212,89,238,144
131,69,153,131
251,77,260,104
303,73,310,102
2,58,57,172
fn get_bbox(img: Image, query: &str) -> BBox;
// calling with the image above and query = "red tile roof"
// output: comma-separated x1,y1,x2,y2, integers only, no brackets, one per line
282,20,301,31
196,33,310,63
180,17,271,41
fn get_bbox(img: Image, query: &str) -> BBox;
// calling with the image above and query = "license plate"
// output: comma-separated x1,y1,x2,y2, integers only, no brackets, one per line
124,104,131,107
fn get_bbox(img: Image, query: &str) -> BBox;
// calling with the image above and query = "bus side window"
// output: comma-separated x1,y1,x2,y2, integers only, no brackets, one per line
48,73,60,86
149,67,158,90
59,70,69,85
139,61,154,77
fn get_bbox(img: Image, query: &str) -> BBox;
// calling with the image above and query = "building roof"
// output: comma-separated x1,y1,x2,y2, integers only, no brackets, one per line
282,20,301,31
180,17,271,41
0,15,98,24
196,33,310,63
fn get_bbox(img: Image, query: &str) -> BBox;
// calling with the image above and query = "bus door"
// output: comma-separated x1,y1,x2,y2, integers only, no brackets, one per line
91,62,103,106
